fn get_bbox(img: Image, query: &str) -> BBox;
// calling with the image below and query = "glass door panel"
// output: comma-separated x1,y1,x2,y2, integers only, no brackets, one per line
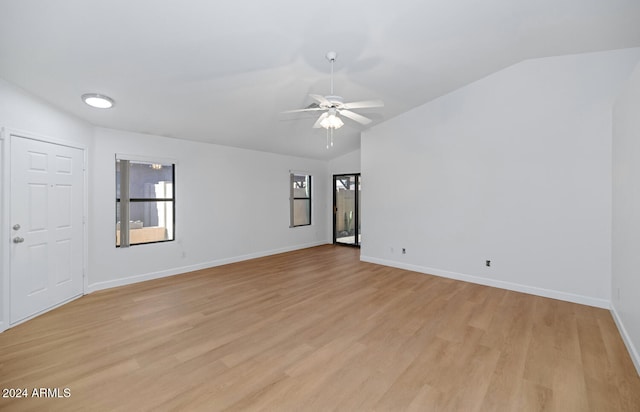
334,174,361,246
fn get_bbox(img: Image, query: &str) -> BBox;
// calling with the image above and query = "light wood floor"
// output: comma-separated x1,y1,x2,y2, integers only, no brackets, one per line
1,245,639,411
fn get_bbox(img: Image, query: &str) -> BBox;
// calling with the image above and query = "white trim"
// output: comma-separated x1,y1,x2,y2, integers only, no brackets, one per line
87,241,328,293
360,255,610,309
0,128,9,333
289,169,311,176
83,148,89,295
116,152,177,165
610,303,640,376
5,127,87,151
1,129,88,331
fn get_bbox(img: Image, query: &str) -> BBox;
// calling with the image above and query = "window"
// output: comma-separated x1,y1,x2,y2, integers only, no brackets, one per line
290,173,311,227
116,157,175,247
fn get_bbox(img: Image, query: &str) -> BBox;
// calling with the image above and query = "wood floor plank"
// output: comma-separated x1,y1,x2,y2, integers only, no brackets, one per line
0,245,638,411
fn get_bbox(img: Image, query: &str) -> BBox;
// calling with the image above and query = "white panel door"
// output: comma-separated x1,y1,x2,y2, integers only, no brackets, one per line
10,135,84,324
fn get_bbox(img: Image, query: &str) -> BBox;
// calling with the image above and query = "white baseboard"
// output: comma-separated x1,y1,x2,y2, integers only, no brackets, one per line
87,241,328,293
359,255,610,309
610,304,640,376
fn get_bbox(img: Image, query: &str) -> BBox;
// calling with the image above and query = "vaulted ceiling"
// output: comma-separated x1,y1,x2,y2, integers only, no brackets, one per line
1,0,639,160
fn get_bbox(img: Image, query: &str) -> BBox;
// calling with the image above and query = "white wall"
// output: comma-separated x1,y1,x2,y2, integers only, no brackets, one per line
0,79,93,148
0,78,93,331
328,149,361,176
612,62,640,374
362,48,640,308
0,76,333,327
89,127,329,290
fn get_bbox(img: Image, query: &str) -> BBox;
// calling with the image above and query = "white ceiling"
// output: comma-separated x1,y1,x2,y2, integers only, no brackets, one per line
1,0,639,160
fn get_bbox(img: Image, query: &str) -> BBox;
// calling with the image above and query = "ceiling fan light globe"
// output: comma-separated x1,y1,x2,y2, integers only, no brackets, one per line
320,114,344,129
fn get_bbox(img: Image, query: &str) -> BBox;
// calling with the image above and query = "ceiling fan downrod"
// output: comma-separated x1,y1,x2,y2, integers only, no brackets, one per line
326,51,337,149
326,51,337,96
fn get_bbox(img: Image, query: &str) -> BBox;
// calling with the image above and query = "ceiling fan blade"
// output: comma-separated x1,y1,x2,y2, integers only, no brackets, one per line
309,94,331,106
282,107,327,114
339,109,372,125
313,112,329,128
342,99,384,110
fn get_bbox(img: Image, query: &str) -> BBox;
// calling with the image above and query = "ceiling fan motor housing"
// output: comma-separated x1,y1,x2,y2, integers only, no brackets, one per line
324,95,343,107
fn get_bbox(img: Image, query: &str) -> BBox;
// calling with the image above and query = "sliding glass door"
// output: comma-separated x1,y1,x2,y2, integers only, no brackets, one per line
333,174,361,247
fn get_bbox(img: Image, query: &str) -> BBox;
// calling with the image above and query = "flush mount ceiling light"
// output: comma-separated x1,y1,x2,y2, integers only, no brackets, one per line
82,93,114,109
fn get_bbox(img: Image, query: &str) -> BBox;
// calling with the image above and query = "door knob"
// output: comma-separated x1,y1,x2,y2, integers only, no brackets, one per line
13,224,21,231
13,237,24,244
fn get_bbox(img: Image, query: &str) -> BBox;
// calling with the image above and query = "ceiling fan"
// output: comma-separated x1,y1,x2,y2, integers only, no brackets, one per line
284,51,384,148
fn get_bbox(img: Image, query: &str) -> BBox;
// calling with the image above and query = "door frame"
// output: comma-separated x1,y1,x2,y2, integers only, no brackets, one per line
333,173,361,247
1,128,88,332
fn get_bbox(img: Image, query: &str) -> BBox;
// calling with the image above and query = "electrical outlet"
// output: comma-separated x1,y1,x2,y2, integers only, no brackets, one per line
486,260,491,267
